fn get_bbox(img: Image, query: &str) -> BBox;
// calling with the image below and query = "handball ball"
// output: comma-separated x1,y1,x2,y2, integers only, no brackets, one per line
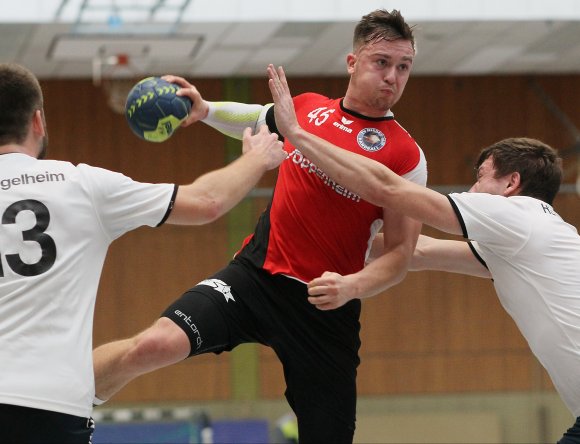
125,77,192,142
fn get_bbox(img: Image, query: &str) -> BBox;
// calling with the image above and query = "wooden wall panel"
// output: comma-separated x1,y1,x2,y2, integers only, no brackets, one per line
37,74,580,403
358,353,538,395
113,355,231,403
555,194,580,226
259,349,286,399
393,75,580,186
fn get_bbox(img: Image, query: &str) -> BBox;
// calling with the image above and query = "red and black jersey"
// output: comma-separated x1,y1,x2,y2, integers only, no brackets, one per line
236,93,426,282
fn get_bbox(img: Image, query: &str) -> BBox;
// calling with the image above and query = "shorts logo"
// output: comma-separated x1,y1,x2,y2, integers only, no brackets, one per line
357,128,386,152
173,309,203,351
197,278,235,302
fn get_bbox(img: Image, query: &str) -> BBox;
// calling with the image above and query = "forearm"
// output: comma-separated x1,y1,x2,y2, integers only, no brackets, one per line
411,235,491,278
354,215,419,298
353,249,411,299
168,152,267,225
289,127,400,204
306,249,411,311
291,127,461,235
202,101,272,139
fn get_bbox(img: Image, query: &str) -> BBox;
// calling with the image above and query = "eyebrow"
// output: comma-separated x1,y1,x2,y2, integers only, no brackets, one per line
371,52,414,63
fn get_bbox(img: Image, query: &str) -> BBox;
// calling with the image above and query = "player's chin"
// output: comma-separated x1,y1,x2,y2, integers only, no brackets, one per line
374,96,395,111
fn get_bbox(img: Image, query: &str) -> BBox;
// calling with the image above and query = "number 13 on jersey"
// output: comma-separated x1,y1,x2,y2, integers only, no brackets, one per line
1,199,56,277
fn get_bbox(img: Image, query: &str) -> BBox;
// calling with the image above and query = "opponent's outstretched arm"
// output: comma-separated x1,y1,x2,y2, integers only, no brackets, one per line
168,125,285,225
370,234,491,278
267,64,461,236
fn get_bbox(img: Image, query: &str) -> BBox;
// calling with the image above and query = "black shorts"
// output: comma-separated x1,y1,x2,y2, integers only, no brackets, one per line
559,417,580,444
0,404,94,444
162,258,362,442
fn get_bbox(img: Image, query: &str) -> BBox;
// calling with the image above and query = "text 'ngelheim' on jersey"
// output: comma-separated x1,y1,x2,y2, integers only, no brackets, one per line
1,172,65,191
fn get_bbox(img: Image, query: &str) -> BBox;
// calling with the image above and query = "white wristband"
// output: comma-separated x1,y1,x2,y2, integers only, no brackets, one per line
202,101,271,140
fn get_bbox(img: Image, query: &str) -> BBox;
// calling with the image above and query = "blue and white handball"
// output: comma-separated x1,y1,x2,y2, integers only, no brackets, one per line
125,77,192,142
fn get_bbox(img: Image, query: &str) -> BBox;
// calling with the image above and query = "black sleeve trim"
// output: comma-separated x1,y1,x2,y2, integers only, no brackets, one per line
157,184,179,227
467,241,488,270
265,105,284,142
446,195,468,239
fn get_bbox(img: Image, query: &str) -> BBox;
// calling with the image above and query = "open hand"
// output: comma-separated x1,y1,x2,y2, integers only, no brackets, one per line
267,64,301,139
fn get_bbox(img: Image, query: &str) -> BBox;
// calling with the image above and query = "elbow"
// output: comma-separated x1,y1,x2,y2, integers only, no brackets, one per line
172,188,226,225
184,195,224,225
199,198,225,224
394,267,409,285
388,257,411,287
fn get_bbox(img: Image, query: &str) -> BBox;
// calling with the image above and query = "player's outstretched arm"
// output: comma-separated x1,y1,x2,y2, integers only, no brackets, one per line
164,74,271,140
308,233,490,310
267,64,461,236
167,126,285,225
369,233,490,278
411,235,491,278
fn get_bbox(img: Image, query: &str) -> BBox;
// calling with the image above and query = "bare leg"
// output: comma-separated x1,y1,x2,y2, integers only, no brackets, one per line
93,317,190,401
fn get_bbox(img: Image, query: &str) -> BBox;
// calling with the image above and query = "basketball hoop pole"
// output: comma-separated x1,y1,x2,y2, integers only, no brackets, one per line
92,56,102,87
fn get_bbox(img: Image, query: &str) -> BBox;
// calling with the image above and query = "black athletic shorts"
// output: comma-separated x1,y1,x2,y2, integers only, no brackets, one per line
162,258,362,443
0,404,94,444
559,417,580,444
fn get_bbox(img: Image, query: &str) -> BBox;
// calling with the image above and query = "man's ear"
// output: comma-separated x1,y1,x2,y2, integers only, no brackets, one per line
504,171,521,196
346,53,356,74
31,110,46,137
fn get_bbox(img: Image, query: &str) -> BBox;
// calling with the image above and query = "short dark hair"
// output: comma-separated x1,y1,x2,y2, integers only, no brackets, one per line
0,63,43,145
353,9,416,53
475,137,563,204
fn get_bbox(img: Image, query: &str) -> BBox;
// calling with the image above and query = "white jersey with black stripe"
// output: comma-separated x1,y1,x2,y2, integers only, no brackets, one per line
449,192,580,417
0,153,174,418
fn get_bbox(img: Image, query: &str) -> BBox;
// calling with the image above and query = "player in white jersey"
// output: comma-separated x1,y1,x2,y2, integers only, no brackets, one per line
269,64,580,443
0,63,285,443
